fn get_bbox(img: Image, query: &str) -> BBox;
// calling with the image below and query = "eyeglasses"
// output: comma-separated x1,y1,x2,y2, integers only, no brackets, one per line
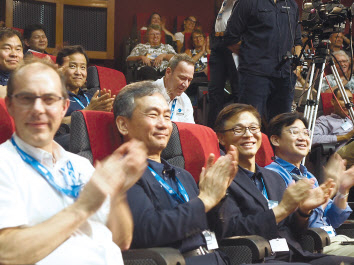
285,128,311,138
186,18,197,24
193,35,204,40
222,125,261,136
10,93,65,108
336,60,349,64
149,33,161,36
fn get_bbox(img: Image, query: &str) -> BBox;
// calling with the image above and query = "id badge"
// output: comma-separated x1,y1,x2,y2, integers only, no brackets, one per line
341,120,353,131
269,238,290,252
201,57,208,63
202,230,219,250
321,225,335,238
268,200,278,209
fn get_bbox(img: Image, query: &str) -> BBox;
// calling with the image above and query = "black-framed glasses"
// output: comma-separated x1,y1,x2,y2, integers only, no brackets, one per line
285,127,311,138
10,93,65,107
221,125,261,136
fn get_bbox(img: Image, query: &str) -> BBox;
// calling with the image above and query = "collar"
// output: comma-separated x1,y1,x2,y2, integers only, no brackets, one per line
239,164,262,179
148,158,176,179
67,88,86,97
12,133,66,168
0,71,10,80
274,156,307,176
330,113,350,121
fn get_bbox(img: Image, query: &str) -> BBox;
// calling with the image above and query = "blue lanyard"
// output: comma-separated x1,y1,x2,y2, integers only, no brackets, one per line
170,99,177,119
260,178,268,200
73,94,90,109
11,137,83,198
148,166,189,203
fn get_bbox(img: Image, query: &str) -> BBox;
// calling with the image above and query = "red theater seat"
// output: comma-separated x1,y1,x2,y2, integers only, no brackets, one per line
0,99,15,144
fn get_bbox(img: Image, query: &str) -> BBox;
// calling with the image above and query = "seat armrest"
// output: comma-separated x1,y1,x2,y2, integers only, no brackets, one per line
300,228,330,253
219,235,271,264
122,247,186,265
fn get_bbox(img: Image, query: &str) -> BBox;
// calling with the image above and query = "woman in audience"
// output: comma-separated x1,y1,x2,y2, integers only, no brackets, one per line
127,24,176,80
141,12,175,46
175,16,197,53
185,29,210,78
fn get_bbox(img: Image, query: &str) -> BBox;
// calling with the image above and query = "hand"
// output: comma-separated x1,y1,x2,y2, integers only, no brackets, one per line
278,178,314,215
153,54,165,67
338,164,354,193
227,41,241,54
0,85,6,98
140,56,151,66
85,90,114,112
198,145,238,212
324,153,346,195
160,17,167,30
76,140,147,215
205,36,211,54
299,178,335,212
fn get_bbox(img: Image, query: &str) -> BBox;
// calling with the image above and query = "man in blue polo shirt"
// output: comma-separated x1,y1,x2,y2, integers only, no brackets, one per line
56,45,114,125
266,112,354,257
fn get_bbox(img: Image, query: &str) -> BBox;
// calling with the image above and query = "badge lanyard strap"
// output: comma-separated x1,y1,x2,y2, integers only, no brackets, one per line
260,177,268,200
274,159,304,181
148,166,189,203
170,99,177,119
73,94,90,109
11,137,82,198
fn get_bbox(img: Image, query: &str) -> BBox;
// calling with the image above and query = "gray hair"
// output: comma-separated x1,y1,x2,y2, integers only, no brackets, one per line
168,53,195,72
333,50,349,61
113,80,169,119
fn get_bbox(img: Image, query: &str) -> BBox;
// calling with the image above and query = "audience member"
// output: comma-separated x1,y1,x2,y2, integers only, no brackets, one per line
312,88,354,150
0,59,147,264
322,51,354,93
224,0,302,122
114,81,238,265
207,0,239,128
211,103,354,264
0,28,23,98
185,29,210,78
23,24,49,54
266,112,354,256
127,24,176,81
153,54,195,123
141,12,176,46
329,33,345,52
175,16,197,53
57,45,115,124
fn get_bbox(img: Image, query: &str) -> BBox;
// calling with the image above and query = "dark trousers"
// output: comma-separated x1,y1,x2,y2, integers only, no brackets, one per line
238,71,296,123
207,37,239,128
137,66,165,81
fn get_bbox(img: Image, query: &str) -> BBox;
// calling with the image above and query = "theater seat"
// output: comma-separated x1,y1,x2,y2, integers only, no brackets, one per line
255,133,274,167
27,50,57,63
0,98,15,144
86,66,126,96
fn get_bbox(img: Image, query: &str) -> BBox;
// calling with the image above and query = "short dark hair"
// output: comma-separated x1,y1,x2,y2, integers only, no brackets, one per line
113,81,169,119
0,28,23,45
332,87,351,99
23,24,46,40
214,103,261,133
7,58,68,99
168,53,194,72
56,45,89,66
267,112,308,149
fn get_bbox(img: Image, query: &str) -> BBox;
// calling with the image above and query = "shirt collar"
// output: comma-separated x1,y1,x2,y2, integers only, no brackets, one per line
148,158,176,179
67,88,86,97
12,133,66,168
0,71,10,81
274,156,307,176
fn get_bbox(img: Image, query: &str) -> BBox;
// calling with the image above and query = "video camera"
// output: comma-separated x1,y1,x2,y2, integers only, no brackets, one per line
302,0,353,40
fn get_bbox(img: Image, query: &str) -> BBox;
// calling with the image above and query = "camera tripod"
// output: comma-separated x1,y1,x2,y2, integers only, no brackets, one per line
300,43,354,165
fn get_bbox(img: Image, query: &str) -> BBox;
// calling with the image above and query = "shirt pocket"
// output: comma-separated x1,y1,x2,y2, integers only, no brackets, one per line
256,8,274,27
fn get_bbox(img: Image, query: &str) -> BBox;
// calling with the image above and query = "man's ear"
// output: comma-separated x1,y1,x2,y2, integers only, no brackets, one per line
331,97,336,107
270,135,280,147
217,132,226,147
116,116,129,136
165,67,172,76
24,39,30,48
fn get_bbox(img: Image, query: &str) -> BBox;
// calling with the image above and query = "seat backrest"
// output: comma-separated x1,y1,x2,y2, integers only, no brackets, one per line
70,110,122,164
162,122,220,183
86,66,126,96
255,133,274,167
321,93,333,116
0,98,15,144
27,50,57,63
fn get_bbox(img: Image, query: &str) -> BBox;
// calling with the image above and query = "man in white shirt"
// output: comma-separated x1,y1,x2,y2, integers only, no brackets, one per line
0,59,147,264
153,54,195,123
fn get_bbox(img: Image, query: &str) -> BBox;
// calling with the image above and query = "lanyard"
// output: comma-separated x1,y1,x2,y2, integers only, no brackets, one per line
148,166,189,203
73,94,90,109
260,177,268,200
11,137,83,198
170,98,177,119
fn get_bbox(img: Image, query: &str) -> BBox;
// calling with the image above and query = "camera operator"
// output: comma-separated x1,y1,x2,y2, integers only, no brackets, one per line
224,0,302,122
